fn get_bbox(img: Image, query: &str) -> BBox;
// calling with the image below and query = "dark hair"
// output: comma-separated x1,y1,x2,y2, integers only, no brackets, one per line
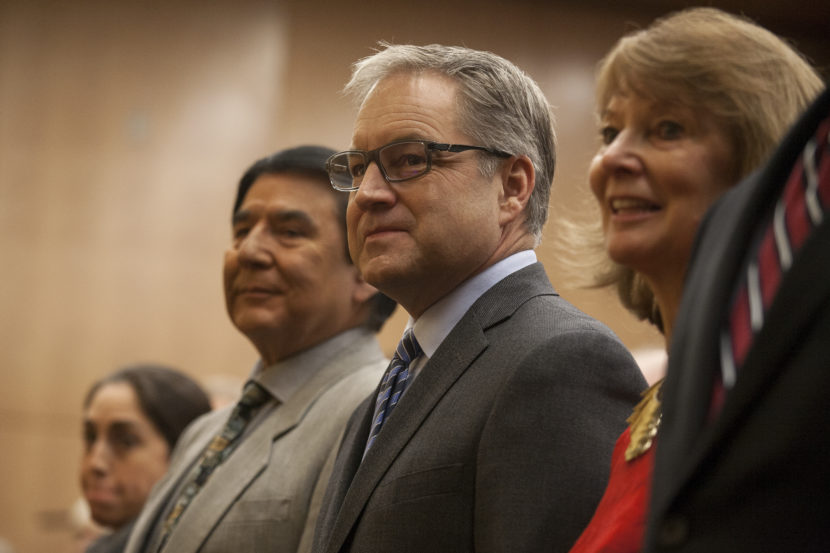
233,145,340,216
232,145,396,331
83,364,212,450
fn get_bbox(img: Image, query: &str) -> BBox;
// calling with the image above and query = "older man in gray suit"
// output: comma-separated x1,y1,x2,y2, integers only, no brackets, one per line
312,44,646,553
123,146,396,553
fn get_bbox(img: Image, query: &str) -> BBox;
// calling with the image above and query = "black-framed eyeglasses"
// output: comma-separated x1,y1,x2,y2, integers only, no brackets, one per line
325,139,512,192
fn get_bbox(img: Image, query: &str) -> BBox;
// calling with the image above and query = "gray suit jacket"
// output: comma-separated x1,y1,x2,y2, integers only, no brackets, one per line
124,329,387,553
313,263,646,553
645,88,830,552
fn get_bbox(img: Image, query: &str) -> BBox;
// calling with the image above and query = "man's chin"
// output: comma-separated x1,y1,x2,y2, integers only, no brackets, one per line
358,261,414,301
231,312,288,342
233,318,280,335
231,302,285,328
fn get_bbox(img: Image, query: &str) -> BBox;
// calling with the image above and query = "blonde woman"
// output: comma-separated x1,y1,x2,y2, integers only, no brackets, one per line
568,8,823,552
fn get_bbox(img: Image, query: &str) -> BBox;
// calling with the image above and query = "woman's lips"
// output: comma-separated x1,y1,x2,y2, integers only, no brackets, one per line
609,197,660,215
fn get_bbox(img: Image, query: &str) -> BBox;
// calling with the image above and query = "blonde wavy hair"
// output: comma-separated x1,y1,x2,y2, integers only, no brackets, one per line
582,7,823,329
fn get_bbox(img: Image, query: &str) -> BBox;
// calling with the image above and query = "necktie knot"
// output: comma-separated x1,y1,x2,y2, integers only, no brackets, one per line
396,328,422,366
237,380,270,412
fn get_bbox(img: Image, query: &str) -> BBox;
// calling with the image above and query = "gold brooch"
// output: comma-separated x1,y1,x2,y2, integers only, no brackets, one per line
625,379,663,461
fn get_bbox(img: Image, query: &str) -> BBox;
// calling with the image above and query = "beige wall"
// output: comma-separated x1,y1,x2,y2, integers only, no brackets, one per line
0,1,826,551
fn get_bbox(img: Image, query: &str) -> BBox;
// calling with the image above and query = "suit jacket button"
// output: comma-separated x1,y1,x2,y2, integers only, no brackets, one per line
657,515,689,547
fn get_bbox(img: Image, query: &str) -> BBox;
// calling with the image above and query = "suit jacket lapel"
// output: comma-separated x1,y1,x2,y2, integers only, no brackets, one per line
164,336,384,553
324,314,489,553
701,216,830,444
653,88,830,518
163,409,279,552
653,175,768,513
164,379,325,552
316,394,374,551
711,93,830,439
656,208,830,524
322,263,556,553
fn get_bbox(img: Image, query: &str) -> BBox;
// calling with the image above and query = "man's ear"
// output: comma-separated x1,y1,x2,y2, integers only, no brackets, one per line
498,154,535,226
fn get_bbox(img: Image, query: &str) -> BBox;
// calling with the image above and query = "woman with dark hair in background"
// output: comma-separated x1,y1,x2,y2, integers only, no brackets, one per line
80,364,211,553
567,7,823,552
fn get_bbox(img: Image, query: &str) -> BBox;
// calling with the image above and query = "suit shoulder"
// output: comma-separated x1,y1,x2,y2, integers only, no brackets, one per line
315,358,385,406
477,292,645,395
301,358,384,429
516,291,628,343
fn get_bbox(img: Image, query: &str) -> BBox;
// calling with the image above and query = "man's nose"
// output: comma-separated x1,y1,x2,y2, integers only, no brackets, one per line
237,225,274,267
353,162,396,209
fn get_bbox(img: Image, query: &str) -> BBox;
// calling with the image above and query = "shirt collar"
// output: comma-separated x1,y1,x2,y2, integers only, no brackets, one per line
411,250,537,358
249,327,375,404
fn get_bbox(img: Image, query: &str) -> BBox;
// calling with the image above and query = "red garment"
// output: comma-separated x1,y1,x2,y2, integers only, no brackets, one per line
568,427,654,553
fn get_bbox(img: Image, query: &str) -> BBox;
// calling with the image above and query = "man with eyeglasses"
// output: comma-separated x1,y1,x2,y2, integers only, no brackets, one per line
311,44,646,553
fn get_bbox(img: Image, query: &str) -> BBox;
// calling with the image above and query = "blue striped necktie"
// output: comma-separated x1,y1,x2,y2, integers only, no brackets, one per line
364,328,422,457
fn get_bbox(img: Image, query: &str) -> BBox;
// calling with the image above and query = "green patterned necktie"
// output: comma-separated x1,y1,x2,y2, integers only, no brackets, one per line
157,380,270,549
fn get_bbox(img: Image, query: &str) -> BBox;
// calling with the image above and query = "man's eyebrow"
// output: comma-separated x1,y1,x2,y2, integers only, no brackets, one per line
350,134,433,150
232,209,253,226
271,209,315,226
232,208,316,228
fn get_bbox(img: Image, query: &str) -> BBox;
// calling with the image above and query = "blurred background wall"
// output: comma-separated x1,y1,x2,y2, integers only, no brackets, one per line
0,0,827,550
